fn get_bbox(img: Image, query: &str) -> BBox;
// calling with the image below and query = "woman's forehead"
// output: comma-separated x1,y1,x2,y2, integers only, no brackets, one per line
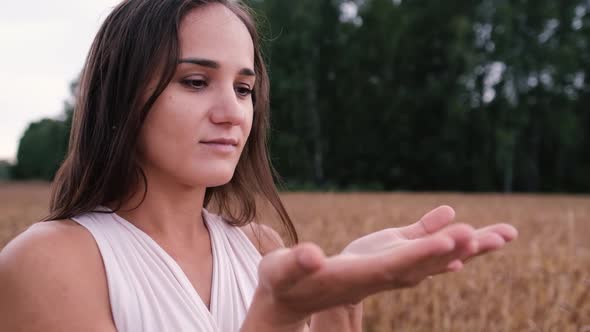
178,4,254,69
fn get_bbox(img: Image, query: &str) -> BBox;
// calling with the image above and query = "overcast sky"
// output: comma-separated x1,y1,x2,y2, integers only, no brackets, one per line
0,0,121,162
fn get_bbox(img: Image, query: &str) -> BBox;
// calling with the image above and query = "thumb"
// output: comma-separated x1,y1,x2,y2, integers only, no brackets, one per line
399,205,456,239
258,242,325,294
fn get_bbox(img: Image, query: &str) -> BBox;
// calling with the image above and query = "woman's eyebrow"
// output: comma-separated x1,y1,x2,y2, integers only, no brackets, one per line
178,57,256,77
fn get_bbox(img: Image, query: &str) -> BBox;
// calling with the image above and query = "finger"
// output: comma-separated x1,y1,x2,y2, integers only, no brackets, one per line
258,242,325,293
475,223,519,242
398,205,456,239
445,259,464,272
403,248,469,280
436,222,475,246
428,223,478,264
405,226,478,279
461,233,506,264
275,231,464,309
366,224,473,285
462,223,518,262
282,224,473,301
395,223,476,271
475,232,506,253
395,258,464,285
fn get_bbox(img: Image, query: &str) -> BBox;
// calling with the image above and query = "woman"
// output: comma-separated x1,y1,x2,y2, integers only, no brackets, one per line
0,0,517,331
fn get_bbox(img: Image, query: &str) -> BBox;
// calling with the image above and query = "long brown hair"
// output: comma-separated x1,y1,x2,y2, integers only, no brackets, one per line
46,0,298,245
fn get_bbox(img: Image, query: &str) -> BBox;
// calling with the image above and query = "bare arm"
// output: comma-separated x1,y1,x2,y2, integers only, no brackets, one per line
0,222,117,332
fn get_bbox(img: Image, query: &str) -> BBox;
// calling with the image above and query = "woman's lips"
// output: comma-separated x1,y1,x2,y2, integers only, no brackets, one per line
200,137,238,145
199,138,238,153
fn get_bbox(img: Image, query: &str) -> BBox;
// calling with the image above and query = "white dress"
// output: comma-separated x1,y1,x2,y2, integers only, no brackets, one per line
72,207,262,332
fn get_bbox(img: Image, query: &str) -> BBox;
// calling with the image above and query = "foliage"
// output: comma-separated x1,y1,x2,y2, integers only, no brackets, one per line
14,0,590,192
13,81,75,181
0,161,12,180
12,118,69,181
249,0,590,192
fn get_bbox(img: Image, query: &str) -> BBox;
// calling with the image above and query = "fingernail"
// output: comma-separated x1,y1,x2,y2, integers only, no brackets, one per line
297,250,313,268
448,260,464,271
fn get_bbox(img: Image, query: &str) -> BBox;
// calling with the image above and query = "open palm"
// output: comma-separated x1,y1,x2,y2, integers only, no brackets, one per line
341,205,517,269
255,205,518,325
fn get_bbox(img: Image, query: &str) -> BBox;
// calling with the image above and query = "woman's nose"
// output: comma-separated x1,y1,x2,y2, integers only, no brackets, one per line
209,85,246,126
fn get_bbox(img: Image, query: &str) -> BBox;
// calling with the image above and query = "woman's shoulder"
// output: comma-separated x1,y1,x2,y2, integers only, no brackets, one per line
203,209,285,255
238,222,285,256
1,219,91,266
0,219,115,331
0,219,97,263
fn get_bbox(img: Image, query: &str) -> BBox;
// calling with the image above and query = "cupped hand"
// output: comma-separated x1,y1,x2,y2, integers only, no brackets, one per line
342,205,518,270
253,206,517,325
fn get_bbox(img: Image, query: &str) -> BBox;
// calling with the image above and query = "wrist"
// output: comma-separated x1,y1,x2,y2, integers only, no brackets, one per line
241,286,309,332
343,302,362,312
310,302,363,332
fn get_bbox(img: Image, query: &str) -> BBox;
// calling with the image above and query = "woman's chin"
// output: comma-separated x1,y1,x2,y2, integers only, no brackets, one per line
187,171,235,188
173,162,238,188
204,176,234,188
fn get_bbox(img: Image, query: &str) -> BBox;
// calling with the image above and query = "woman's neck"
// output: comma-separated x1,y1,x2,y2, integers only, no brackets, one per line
110,174,210,252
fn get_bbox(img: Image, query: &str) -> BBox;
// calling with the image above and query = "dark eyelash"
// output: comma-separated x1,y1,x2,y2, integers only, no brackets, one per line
182,79,208,89
182,78,252,98
236,86,253,97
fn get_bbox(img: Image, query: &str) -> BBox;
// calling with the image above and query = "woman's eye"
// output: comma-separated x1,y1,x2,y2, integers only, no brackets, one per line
183,79,208,90
235,85,253,97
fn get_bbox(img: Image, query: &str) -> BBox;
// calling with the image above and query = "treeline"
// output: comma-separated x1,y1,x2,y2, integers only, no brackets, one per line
10,95,73,181
11,0,590,192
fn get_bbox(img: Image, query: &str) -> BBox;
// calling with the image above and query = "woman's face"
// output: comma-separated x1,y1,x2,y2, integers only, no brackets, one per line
138,4,255,188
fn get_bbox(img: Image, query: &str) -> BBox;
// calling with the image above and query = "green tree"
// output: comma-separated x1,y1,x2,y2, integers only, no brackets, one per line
13,118,69,180
474,0,586,191
0,161,12,180
13,78,76,181
249,0,343,186
17,1,589,191
249,0,589,192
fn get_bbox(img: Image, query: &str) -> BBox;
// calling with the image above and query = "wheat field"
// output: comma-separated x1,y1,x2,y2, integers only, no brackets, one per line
1,182,589,331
